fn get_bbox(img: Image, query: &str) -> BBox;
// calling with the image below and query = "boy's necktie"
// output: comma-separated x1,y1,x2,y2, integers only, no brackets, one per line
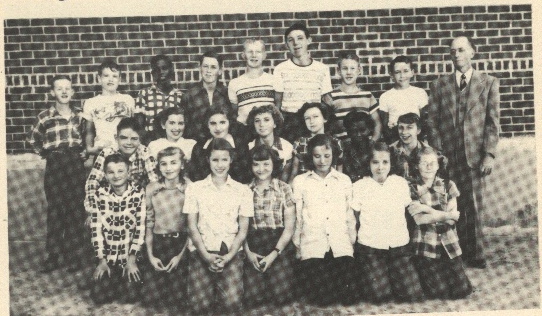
459,74,467,91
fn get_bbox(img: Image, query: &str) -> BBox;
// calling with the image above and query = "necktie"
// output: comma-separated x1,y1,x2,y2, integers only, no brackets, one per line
460,74,467,91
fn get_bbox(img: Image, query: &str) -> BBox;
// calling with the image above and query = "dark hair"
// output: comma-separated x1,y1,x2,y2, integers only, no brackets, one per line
306,134,341,171
284,23,310,42
246,105,284,137
116,117,144,137
389,55,414,74
103,153,130,171
297,102,333,135
337,51,360,67
150,54,173,70
159,107,185,126
202,106,232,138
99,59,121,75
343,110,375,134
205,137,236,163
450,35,477,51
249,144,283,179
50,75,72,90
199,50,223,68
364,141,395,177
155,146,187,184
397,112,422,129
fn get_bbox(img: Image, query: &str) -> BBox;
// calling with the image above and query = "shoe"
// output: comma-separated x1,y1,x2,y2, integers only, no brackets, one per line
40,256,61,273
467,259,487,269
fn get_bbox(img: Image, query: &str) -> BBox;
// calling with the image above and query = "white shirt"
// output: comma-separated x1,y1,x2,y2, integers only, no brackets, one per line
147,137,197,162
455,67,474,87
82,93,135,148
379,86,428,128
273,59,333,113
352,175,412,249
228,72,275,125
292,169,356,260
183,175,254,252
248,137,294,166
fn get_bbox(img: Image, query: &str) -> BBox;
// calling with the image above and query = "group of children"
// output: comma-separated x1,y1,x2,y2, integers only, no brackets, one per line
27,22,474,312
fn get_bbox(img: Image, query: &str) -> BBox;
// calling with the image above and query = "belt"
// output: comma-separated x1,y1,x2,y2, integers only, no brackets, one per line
155,232,180,238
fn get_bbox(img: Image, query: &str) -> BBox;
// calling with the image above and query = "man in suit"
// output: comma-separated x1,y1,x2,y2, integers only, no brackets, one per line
427,36,499,269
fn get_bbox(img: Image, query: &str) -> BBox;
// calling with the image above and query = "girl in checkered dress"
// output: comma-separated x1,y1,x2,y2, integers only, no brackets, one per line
408,147,472,299
243,144,296,307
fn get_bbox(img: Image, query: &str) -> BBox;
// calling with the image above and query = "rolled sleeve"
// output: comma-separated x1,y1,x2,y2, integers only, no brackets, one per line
239,186,254,218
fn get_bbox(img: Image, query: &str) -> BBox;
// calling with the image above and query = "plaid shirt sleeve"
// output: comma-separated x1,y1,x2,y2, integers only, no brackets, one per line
84,149,108,212
129,190,146,256
134,88,147,114
89,190,105,259
27,116,45,156
142,146,158,183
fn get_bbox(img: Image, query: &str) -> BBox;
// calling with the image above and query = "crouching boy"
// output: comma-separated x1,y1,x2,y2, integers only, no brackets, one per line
89,154,146,304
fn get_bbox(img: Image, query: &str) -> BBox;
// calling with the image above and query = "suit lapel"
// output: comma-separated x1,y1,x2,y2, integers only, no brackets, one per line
445,74,458,126
467,70,486,114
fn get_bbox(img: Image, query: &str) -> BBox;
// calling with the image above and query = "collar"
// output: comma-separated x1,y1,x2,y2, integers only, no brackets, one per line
110,144,143,162
391,140,424,155
416,176,447,195
104,182,136,197
254,136,283,151
202,174,235,188
249,178,281,193
153,182,185,195
455,68,474,86
307,168,340,181
48,105,81,118
193,81,227,95
149,83,181,96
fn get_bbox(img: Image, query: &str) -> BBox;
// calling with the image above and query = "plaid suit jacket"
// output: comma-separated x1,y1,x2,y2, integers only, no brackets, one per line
427,70,500,168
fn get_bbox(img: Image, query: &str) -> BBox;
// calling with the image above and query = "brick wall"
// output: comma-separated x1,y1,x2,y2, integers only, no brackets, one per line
4,4,533,153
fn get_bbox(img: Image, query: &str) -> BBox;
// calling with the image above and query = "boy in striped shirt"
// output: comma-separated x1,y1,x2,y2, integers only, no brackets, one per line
327,52,382,141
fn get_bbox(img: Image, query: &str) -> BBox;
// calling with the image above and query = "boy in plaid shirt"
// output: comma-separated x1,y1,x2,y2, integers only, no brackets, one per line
408,147,472,299
89,154,146,304
27,75,87,273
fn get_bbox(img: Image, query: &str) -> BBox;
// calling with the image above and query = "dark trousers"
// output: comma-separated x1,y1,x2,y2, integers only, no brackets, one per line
299,251,355,306
354,243,424,303
142,233,188,307
414,248,472,299
44,150,86,261
90,263,143,304
449,148,486,262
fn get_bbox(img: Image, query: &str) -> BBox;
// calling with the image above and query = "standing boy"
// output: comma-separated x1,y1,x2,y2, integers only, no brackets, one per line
28,75,87,272
83,60,135,157
228,39,276,143
89,154,146,304
84,117,157,222
183,51,232,142
135,54,184,143
273,23,333,142
379,55,428,143
328,52,382,141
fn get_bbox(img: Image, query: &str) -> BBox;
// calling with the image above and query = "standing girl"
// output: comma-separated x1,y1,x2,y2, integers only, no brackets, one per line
143,146,190,308
243,144,296,307
289,102,342,183
292,134,356,306
184,138,254,314
351,142,424,303
409,147,472,299
147,107,197,165
247,105,294,182
189,107,250,184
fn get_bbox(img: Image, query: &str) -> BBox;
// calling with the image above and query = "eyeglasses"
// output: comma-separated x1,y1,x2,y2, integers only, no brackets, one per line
418,161,438,168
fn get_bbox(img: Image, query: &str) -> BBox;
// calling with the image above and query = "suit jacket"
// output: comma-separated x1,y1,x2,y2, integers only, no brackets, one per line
427,70,499,168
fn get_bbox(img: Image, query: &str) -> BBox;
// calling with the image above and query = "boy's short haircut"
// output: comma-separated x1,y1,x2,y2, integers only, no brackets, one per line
246,104,284,135
337,51,360,67
306,134,341,169
150,54,173,69
116,117,144,137
397,112,421,129
343,110,375,133
249,144,284,179
103,153,130,170
50,75,72,89
389,55,414,73
159,106,185,126
199,51,223,68
243,38,266,52
284,23,310,41
99,59,121,75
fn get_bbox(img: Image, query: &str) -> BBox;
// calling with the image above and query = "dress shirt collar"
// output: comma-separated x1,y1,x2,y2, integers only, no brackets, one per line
202,174,235,188
249,178,281,194
307,168,341,181
455,67,474,86
104,182,136,198
47,104,81,118
153,182,186,195
254,136,283,151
